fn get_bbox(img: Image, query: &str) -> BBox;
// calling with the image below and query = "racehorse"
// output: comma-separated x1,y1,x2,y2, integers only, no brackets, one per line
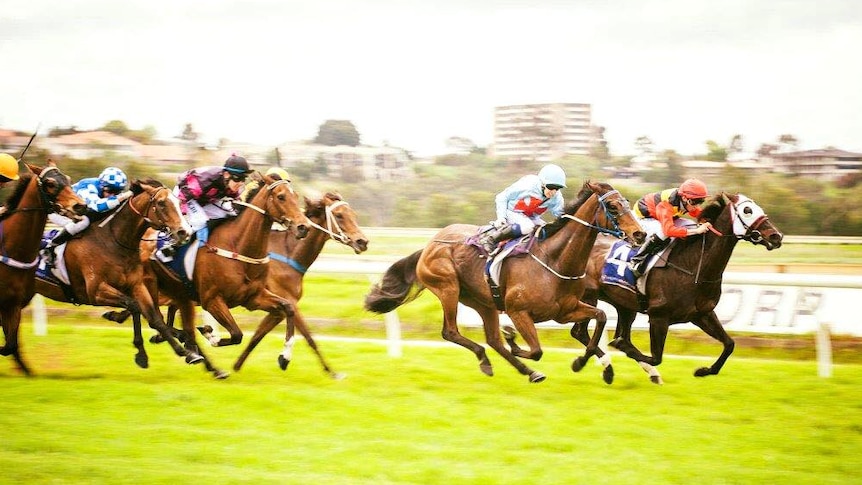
35,179,199,369
0,161,87,374
568,192,784,384
149,172,310,378
232,192,369,375
364,181,646,383
108,192,370,377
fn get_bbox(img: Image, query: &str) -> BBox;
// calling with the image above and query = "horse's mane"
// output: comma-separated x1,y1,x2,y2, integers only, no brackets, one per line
542,180,609,238
305,192,343,219
1,172,35,213
698,192,731,223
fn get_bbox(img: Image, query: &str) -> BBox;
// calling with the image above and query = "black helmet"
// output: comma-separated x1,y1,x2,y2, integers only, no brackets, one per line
223,154,252,175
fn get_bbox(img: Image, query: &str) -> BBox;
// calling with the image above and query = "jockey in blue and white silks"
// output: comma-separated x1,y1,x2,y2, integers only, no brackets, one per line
479,164,567,255
42,167,132,266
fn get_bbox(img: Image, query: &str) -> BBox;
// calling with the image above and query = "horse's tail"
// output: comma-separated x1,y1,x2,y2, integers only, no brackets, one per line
364,249,425,314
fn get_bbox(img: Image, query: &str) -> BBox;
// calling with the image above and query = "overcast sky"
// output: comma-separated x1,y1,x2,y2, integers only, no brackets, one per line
2,0,860,156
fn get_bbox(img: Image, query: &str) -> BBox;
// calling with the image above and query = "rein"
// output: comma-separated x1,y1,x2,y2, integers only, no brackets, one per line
202,179,293,265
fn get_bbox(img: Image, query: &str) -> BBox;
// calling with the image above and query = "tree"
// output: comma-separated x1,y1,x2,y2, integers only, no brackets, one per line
705,140,728,162
778,134,799,152
589,126,611,163
314,120,360,147
179,123,199,142
100,120,130,136
634,136,655,156
729,134,744,154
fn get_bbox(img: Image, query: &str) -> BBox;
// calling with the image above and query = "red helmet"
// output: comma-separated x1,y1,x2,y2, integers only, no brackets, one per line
679,178,708,199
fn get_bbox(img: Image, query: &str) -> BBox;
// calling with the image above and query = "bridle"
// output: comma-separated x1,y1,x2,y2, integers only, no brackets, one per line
307,199,351,245
232,179,297,230
562,189,632,239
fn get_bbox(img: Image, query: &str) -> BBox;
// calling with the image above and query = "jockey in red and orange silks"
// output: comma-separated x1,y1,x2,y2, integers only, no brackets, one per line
628,178,713,276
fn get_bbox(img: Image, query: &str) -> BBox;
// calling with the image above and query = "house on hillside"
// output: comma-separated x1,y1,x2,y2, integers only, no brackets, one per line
764,149,862,181
275,142,411,180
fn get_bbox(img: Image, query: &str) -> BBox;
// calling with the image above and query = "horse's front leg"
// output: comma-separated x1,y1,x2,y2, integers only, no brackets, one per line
563,302,613,384
127,284,203,366
233,310,284,372
479,307,545,383
176,299,227,379
289,309,342,378
0,305,32,376
691,311,734,378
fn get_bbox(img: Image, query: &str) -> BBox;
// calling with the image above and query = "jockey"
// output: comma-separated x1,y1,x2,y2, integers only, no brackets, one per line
479,163,566,255
628,178,713,276
156,154,253,260
41,167,132,266
239,166,290,203
0,152,20,188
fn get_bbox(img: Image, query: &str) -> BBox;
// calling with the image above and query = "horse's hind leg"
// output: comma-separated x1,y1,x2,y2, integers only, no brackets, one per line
0,306,32,376
569,320,613,385
233,312,283,372
433,292,494,377
286,309,342,378
176,300,226,379
691,311,735,378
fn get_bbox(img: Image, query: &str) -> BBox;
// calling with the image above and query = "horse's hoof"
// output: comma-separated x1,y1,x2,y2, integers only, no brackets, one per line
278,355,290,371
330,372,347,380
608,338,622,349
650,375,664,385
501,325,517,340
602,365,614,385
149,334,166,344
694,367,711,377
571,356,587,373
213,370,230,379
528,371,546,383
185,353,204,365
102,311,123,323
135,355,149,369
479,363,494,376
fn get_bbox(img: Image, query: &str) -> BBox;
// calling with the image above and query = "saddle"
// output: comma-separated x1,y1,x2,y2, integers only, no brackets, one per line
466,226,542,312
599,238,677,311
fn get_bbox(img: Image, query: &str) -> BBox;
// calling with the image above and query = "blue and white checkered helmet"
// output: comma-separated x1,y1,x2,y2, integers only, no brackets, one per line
98,167,128,191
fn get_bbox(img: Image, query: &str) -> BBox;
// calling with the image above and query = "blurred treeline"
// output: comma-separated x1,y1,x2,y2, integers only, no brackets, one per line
6,150,862,236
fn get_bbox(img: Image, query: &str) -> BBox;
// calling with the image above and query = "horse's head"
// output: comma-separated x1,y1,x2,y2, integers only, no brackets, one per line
726,193,783,250
130,179,192,246
701,193,783,250
305,192,369,254
258,172,310,239
28,161,86,220
586,181,646,246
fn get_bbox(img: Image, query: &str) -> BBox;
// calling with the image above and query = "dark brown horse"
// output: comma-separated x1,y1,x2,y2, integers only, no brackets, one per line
568,192,784,384
35,179,199,369
0,161,87,374
364,181,646,383
150,173,310,378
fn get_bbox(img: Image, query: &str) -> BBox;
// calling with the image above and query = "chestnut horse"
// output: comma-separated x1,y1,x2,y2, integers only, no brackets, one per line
110,192,370,377
0,161,86,374
35,179,199,369
149,173,310,378
364,181,645,383
232,192,369,375
568,192,784,384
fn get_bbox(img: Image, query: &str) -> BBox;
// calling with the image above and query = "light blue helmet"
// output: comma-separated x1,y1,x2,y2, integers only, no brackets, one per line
538,164,566,188
99,167,128,191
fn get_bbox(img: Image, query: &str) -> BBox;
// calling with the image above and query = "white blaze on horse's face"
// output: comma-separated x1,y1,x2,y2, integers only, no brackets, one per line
731,194,766,237
167,191,193,236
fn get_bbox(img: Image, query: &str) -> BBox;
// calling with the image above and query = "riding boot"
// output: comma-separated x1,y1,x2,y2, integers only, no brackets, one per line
41,229,74,267
479,224,519,255
628,235,670,277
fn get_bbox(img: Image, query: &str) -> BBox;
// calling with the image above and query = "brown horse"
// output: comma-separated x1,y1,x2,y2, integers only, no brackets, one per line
568,192,784,384
232,192,369,375
150,173,310,378
364,181,646,383
0,161,87,374
35,179,199,369
112,192,370,377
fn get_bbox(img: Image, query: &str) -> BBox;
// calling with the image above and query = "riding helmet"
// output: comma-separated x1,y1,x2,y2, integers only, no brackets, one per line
538,164,567,188
679,178,708,199
99,167,128,191
0,153,19,181
223,154,253,175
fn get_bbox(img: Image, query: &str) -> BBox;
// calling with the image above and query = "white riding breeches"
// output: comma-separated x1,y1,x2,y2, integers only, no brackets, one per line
48,212,91,235
638,217,697,240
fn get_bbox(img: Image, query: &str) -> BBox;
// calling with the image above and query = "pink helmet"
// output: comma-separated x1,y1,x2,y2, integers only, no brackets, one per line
679,178,708,199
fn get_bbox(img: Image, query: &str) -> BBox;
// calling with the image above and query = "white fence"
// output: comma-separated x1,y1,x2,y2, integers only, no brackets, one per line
29,258,862,378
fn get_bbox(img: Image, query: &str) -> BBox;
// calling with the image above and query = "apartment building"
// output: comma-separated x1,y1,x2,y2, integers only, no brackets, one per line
490,103,593,161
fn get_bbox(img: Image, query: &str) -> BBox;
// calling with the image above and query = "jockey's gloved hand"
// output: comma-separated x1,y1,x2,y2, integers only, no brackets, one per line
219,197,237,216
117,191,134,202
491,218,507,229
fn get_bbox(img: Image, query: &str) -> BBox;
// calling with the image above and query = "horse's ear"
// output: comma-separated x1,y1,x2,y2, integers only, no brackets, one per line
47,158,57,168
130,180,144,195
26,163,40,175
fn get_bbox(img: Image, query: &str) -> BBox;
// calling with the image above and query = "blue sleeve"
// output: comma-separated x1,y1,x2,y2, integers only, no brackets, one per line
76,181,120,212
549,193,565,217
